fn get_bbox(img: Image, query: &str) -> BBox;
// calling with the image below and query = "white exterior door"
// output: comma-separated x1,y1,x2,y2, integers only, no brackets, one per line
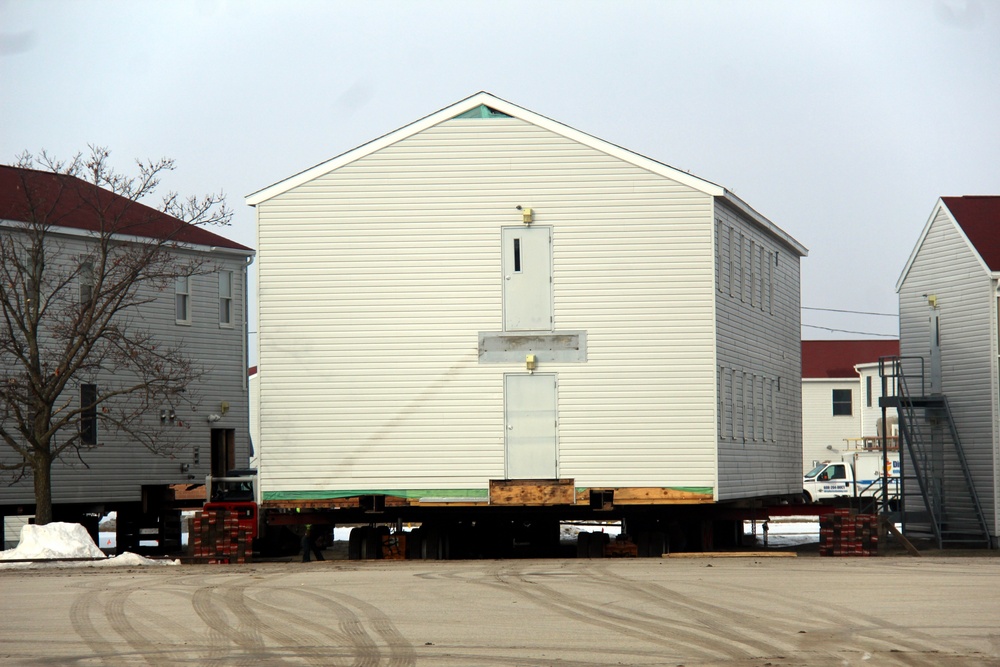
504,373,558,479
502,226,552,331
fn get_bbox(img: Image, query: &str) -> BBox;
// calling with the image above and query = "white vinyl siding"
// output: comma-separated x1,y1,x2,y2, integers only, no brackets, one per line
898,206,998,535
255,118,723,495
714,200,802,499
801,379,861,472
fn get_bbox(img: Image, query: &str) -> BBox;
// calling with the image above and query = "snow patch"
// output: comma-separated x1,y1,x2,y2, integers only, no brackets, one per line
0,522,178,569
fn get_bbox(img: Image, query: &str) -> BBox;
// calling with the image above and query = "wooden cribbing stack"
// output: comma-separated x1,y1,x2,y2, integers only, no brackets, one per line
191,507,253,564
819,508,879,557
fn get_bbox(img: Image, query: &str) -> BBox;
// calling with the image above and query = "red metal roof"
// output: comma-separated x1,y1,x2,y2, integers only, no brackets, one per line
0,164,252,252
942,196,1000,271
802,340,899,379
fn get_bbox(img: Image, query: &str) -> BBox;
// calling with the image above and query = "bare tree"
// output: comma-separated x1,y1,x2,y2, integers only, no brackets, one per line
0,146,233,524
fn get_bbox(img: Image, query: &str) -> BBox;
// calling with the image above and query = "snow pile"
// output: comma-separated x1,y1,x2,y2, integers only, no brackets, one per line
0,522,178,569
0,522,105,560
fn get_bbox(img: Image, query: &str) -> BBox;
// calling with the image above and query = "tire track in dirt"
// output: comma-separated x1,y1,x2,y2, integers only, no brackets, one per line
678,573,949,666
237,588,366,666
480,561,754,662
281,587,417,667
597,564,946,667
192,585,266,666
69,587,120,667
69,578,195,666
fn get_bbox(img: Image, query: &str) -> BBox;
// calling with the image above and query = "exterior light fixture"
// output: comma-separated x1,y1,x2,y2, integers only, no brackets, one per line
526,354,537,373
515,205,533,226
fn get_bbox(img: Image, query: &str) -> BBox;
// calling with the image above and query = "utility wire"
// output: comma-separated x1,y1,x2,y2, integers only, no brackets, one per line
802,306,896,317
802,324,897,338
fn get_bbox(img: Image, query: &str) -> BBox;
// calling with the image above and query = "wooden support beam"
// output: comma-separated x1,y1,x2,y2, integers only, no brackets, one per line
489,479,576,506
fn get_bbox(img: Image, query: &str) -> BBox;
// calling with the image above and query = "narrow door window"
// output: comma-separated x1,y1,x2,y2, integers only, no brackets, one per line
176,276,191,324
79,261,94,305
219,270,233,326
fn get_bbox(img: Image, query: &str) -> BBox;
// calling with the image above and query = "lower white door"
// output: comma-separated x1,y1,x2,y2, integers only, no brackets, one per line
504,373,558,479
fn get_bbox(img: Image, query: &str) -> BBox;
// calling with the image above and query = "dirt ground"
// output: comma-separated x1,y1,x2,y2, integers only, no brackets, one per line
2,549,999,666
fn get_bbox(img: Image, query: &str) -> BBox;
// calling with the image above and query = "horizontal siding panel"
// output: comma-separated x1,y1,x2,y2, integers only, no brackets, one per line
255,118,775,495
898,208,997,533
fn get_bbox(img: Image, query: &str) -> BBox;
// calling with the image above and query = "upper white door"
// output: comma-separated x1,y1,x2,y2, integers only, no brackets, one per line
502,226,552,331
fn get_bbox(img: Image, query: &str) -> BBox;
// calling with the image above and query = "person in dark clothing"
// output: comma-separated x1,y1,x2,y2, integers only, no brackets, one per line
301,525,325,562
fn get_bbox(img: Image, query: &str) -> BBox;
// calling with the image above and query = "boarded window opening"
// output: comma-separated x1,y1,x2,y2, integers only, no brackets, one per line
81,383,97,445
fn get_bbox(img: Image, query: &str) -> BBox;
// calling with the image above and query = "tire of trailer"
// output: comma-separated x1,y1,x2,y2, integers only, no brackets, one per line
422,526,442,560
648,530,666,558
406,528,423,560
589,531,608,558
348,527,364,560
576,531,591,558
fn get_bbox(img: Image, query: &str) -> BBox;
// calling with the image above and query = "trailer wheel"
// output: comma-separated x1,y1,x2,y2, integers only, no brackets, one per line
406,528,423,560
576,531,591,558
635,531,650,557
363,526,381,559
589,532,608,558
422,526,442,560
648,531,666,558
348,527,364,560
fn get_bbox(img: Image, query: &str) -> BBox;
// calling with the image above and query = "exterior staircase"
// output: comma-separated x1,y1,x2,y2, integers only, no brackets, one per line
879,356,991,549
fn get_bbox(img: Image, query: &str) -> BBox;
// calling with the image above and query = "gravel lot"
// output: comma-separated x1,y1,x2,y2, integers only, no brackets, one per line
2,553,998,666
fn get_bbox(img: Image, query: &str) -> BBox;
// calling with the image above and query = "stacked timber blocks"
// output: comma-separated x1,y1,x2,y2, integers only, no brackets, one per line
819,509,879,557
192,508,253,564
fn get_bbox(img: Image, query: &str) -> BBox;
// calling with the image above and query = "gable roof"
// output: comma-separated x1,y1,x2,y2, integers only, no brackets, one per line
802,340,899,379
942,196,1000,271
896,196,1000,290
247,91,806,256
0,164,252,253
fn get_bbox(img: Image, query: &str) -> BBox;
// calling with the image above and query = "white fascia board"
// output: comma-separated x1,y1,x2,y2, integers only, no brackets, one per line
895,199,943,293
718,191,808,257
803,377,860,384
895,198,991,293
0,218,256,259
246,91,731,206
245,92,808,257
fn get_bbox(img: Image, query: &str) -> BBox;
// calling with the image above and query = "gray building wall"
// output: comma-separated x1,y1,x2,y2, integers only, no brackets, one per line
898,205,998,536
0,229,252,508
714,199,803,500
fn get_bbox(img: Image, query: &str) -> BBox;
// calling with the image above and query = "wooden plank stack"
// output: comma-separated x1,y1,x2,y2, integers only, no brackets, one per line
191,507,254,564
819,509,878,557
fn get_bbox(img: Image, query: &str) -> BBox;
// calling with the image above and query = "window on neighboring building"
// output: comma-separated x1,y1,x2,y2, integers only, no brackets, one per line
832,389,853,416
79,261,94,305
219,270,233,326
80,383,97,445
175,276,191,324
866,376,872,408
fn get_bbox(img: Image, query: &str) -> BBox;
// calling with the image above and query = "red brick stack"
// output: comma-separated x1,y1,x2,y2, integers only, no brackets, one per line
819,509,879,556
191,508,254,564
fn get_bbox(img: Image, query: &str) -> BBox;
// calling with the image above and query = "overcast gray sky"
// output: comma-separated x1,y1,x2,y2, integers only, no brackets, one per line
2,0,998,346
